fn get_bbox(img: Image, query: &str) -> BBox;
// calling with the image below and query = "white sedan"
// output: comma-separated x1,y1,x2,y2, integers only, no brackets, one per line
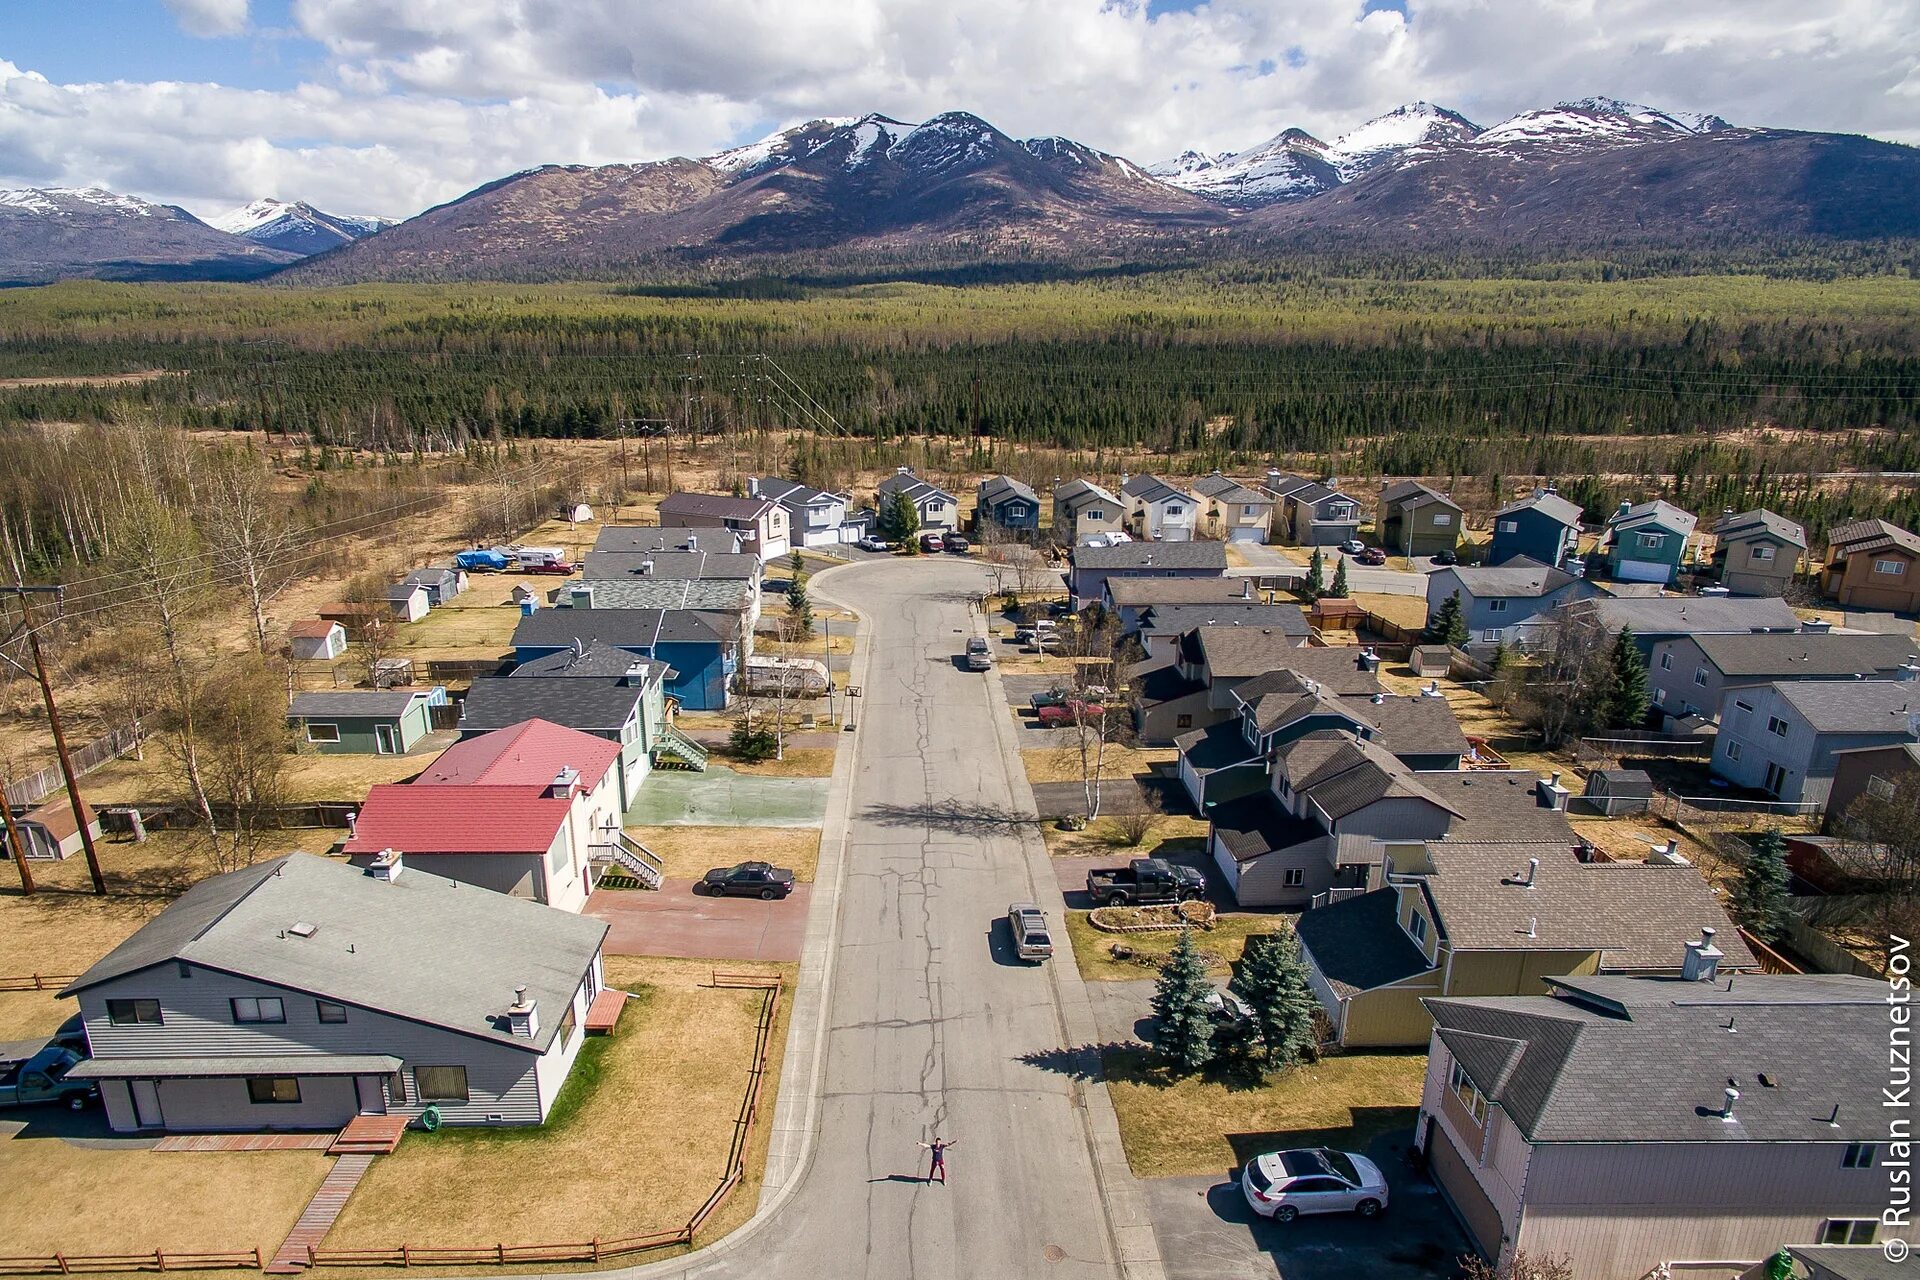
1241,1148,1389,1222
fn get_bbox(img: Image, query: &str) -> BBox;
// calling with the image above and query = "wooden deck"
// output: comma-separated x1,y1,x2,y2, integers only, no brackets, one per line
585,988,629,1034
329,1113,409,1155
155,1133,336,1152
266,1153,375,1274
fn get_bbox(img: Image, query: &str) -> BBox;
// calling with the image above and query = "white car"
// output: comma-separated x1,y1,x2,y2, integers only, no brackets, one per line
1336,539,1366,556
856,537,891,552
1241,1148,1389,1222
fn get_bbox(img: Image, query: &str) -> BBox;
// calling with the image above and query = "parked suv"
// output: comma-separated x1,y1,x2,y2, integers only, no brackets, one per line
942,532,971,553
1241,1147,1389,1222
1007,903,1053,962
965,637,993,671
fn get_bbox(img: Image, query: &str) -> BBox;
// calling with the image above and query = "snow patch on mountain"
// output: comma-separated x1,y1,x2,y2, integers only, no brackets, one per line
0,186,169,217
1327,102,1482,177
1471,99,1734,155
1148,128,1338,205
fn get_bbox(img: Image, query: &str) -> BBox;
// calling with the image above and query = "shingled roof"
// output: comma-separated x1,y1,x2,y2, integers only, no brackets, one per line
1072,541,1227,572
657,491,776,522
1688,630,1918,679
1190,472,1272,506
1827,518,1920,559
1713,508,1807,550
1493,491,1584,527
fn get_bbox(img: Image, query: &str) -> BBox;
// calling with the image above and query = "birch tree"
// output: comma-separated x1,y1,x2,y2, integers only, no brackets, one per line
201,447,303,655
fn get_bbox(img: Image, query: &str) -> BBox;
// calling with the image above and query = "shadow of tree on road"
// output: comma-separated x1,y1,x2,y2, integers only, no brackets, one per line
1016,1042,1141,1082
860,799,1040,836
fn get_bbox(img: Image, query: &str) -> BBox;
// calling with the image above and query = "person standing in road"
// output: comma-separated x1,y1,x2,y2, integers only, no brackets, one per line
919,1136,956,1184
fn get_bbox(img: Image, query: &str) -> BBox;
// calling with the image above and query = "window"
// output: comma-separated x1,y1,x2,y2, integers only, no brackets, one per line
246,1077,301,1104
1653,688,1666,706
316,1001,348,1024
305,722,341,744
1767,716,1790,738
1283,868,1305,888
1869,775,1897,801
1175,714,1193,729
1482,629,1501,643
1659,653,1673,670
415,1065,469,1102
1752,545,1775,563
1638,533,1664,550
231,996,285,1024
106,999,162,1025
1408,912,1429,944
1087,509,1105,521
1167,505,1184,516
1727,741,1743,761
1875,559,1907,577
1242,505,1258,517
1497,520,1518,534
1845,1143,1878,1169
1694,668,1709,687
1433,513,1453,526
1822,1220,1878,1245
1448,1059,1488,1126
1328,504,1358,522
1734,699,1754,714
1487,599,1508,614
559,1004,578,1048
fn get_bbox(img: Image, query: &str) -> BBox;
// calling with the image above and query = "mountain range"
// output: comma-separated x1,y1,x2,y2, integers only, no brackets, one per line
3,97,1918,285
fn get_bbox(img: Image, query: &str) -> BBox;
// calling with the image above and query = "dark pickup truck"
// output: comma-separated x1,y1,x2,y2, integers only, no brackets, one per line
1086,857,1207,907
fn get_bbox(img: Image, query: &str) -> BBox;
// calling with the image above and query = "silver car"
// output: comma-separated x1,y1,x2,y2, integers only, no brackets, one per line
1008,902,1052,962
1241,1147,1389,1222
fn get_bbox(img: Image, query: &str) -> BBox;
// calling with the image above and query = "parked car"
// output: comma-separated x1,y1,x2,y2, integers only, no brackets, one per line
1429,548,1459,566
1028,633,1067,655
1086,857,1206,907
1013,621,1057,644
1036,699,1105,727
696,861,796,900
1241,1148,1389,1222
856,537,891,553
1356,547,1387,566
965,637,993,671
919,532,947,554
942,532,971,553
1337,539,1366,556
1029,685,1073,710
0,1042,97,1112
1007,903,1053,962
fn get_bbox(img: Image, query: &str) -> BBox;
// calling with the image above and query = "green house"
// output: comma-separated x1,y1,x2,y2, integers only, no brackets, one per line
289,689,436,755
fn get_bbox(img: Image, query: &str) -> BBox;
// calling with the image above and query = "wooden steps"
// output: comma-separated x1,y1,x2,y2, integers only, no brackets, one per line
266,1154,375,1273
585,988,629,1035
329,1113,409,1156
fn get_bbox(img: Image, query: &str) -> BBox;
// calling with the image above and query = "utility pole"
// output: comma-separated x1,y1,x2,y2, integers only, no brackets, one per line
0,766,32,895
6,586,107,894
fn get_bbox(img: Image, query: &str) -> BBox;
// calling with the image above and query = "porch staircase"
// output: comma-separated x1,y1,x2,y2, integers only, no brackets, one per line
652,725,710,771
593,829,665,890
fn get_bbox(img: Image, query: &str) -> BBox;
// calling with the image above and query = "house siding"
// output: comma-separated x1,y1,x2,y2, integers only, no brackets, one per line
1488,509,1579,569
1384,501,1463,558
1711,684,1916,807
1829,547,1920,612
1337,977,1442,1047
295,701,432,756
1718,534,1798,597
1055,496,1123,543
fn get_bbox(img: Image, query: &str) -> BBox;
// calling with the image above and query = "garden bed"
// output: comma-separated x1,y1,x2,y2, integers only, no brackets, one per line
1088,901,1216,933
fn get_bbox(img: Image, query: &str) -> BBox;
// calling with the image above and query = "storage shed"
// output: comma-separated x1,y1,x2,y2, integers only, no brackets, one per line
289,690,435,755
3,799,100,860
1409,645,1453,677
1581,768,1655,816
384,582,431,623
287,619,347,662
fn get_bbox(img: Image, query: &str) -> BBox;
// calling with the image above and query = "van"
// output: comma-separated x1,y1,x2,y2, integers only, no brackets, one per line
965,637,992,671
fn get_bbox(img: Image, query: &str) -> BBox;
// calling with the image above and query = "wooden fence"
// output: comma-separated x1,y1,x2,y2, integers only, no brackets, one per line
0,1249,261,1275
425,659,510,682
98,802,362,834
4,725,143,809
0,973,80,992
304,973,785,1270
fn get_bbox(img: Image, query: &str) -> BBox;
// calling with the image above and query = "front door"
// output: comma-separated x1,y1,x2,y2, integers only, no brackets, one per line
375,724,399,755
1763,761,1788,797
355,1075,387,1115
131,1079,164,1128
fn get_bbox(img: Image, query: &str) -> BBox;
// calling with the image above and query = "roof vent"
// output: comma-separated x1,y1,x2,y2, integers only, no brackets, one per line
640,559,655,576
686,533,698,550
367,849,403,882
1422,681,1443,699
288,921,319,939
1682,927,1723,982
1720,1086,1740,1122
1647,838,1689,866
1372,692,1386,705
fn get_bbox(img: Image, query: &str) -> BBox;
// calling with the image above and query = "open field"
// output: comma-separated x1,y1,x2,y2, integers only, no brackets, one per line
713,746,838,777
1352,591,1427,631
625,825,822,882
1065,912,1290,982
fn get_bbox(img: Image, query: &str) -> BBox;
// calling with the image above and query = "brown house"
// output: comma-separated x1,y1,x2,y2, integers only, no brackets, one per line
1378,481,1464,558
1711,508,1806,598
1821,519,1920,612
1822,740,1920,834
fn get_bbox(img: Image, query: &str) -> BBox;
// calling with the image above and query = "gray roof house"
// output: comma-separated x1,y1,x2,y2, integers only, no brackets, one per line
1133,639,1378,746
61,851,609,1133
1710,679,1920,806
1119,474,1201,542
748,476,854,548
1103,575,1273,632
975,475,1041,535
1265,472,1364,548
1378,481,1464,558
1066,539,1226,607
1418,972,1891,1276
1649,630,1919,728
1561,594,1802,655
1425,558,1603,651
1488,489,1584,569
1053,479,1123,545
1135,603,1307,659
1190,472,1274,544
1711,508,1807,597
578,550,762,582
593,526,746,555
657,491,791,564
875,468,959,531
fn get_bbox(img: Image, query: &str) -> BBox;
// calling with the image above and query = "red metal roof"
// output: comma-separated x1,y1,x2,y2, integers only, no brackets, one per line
343,784,572,855
416,719,621,790
287,619,340,640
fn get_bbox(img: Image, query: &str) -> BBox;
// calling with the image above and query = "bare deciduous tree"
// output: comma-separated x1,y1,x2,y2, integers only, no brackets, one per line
191,654,294,874
200,446,304,655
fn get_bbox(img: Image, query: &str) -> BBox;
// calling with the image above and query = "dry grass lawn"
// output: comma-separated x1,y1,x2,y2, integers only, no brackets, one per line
1351,592,1426,631
1041,814,1210,860
1064,912,1291,982
718,746,837,777
625,826,822,882
75,746,433,808
329,957,795,1252
1105,1049,1430,1177
1021,745,1176,786
389,582,538,664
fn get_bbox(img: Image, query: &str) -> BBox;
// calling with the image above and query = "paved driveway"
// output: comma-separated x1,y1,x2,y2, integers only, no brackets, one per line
586,881,809,962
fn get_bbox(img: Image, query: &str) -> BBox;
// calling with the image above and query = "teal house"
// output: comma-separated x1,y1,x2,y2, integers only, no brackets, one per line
289,689,436,755
1600,500,1698,585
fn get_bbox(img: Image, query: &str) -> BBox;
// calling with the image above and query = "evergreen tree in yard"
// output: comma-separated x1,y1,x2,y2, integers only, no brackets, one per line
1328,556,1350,599
885,490,921,551
1150,929,1215,1074
1731,827,1793,944
1231,929,1320,1073
1426,590,1469,647
1607,626,1651,729
1301,549,1324,603
786,576,815,638
789,548,805,581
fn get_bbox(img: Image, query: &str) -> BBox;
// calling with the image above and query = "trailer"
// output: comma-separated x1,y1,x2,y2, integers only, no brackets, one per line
455,548,512,573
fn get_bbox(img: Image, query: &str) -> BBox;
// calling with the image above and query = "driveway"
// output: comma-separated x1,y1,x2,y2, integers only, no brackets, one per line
586,881,809,962
1142,1129,1471,1280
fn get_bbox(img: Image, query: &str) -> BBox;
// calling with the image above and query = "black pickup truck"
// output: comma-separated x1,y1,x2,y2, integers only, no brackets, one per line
1086,857,1207,907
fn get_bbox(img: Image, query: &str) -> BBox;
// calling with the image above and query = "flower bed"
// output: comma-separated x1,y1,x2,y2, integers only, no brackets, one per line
1088,901,1216,933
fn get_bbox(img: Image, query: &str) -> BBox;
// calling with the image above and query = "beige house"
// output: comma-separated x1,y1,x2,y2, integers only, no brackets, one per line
1378,480,1464,558
1295,839,1752,1048
1711,508,1807,597
1052,479,1123,544
1420,970,1891,1275
1189,472,1273,543
1822,518,1920,612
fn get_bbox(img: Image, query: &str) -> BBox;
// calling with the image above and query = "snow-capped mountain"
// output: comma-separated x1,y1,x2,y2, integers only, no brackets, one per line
1327,102,1483,176
0,185,299,284
0,185,177,218
211,199,389,256
1466,97,1732,157
1148,128,1341,206
704,113,1146,183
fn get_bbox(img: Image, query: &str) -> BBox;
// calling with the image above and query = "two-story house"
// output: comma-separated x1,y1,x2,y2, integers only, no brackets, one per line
1065,539,1226,608
61,851,608,1133
593,526,746,555
1102,575,1270,634
1418,971,1891,1276
657,491,791,563
1052,479,1123,545
1296,839,1752,1050
1647,630,1917,728
1562,594,1802,657
875,468,959,532
1824,740,1920,834
975,475,1041,537
1821,518,1920,613
1190,472,1274,543
1263,472,1364,547
1711,508,1807,597
1134,603,1307,661
1119,474,1201,542
511,607,743,711
1378,481,1464,558
1600,499,1698,585
1425,559,1603,651
1710,679,1920,806
1487,490,1583,569
1133,623,1330,745
748,476,854,548
574,548,763,633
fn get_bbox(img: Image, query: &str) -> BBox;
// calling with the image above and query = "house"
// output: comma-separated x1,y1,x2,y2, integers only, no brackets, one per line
287,619,347,662
1562,594,1803,654
1135,603,1307,660
578,550,761,586
1052,479,1123,544
383,582,431,623
594,526,745,555
1066,540,1226,608
1488,490,1583,568
748,476,854,547
2,798,100,861
1133,624,1333,745
1821,518,1920,613
461,645,686,806
1190,472,1273,543
1823,740,1920,833
1102,575,1272,632
512,608,742,711
1710,680,1920,807
317,602,389,640
875,468,959,532
1297,838,1752,1051
1119,474,1200,542
346,719,628,912
1263,471,1364,547
1378,481,1464,558
289,690,435,756
1417,971,1891,1275
60,851,607,1132
571,551,763,632
974,475,1041,536
657,491,791,563
1648,631,1918,727
1425,559,1603,651
1600,500,1698,585
1788,1246,1911,1280
1710,509,1806,597
401,566,465,606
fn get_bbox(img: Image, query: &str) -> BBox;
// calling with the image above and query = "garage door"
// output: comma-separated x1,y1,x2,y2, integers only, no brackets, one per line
1427,1123,1504,1260
1613,558,1670,584
1227,527,1263,544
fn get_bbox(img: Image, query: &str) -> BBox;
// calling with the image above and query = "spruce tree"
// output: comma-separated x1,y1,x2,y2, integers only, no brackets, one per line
1328,556,1350,599
786,577,815,638
1301,549,1324,603
1425,590,1469,646
1607,626,1651,729
1150,929,1216,1074
1231,929,1320,1072
1730,827,1792,944
890,490,921,550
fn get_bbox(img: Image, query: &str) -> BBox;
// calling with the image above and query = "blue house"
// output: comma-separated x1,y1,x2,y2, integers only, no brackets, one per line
975,475,1041,536
1425,558,1603,652
1488,489,1584,568
511,608,742,710
1600,500,1698,586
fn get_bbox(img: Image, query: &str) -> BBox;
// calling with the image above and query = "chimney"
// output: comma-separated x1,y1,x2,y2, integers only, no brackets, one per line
1422,681,1443,699
506,986,539,1039
1358,647,1381,673
896,466,910,475
570,584,594,609
549,766,579,798
1371,691,1385,705
1799,617,1832,634
1144,552,1154,567
1525,916,1537,939
1544,484,1558,496
1682,927,1724,982
367,849,403,882
1617,501,1633,517
640,558,655,576
747,477,759,498
1537,772,1569,811
1720,1086,1740,1122
686,532,698,551
624,661,649,686
1647,838,1690,866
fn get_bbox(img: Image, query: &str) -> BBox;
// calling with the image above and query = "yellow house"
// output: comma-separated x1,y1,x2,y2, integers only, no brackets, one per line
1295,840,1756,1049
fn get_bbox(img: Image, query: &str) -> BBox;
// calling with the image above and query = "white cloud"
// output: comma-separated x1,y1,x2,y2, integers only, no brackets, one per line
3,0,1917,221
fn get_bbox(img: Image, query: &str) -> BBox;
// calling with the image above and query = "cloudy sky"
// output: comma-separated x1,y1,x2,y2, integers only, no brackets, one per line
2,0,1916,222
